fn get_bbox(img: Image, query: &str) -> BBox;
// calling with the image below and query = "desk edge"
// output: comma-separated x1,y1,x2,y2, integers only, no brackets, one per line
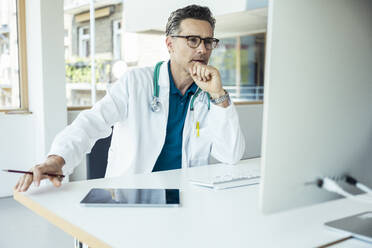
13,191,111,248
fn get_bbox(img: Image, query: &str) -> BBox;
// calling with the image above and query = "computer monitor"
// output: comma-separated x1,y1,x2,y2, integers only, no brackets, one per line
259,0,372,214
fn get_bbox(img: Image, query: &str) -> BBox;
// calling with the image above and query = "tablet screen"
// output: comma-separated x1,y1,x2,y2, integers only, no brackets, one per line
80,188,180,207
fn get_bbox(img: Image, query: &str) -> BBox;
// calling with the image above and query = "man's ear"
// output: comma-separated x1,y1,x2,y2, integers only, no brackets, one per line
165,36,173,54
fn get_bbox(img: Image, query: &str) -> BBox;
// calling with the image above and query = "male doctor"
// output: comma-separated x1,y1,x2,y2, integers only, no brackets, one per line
15,5,245,192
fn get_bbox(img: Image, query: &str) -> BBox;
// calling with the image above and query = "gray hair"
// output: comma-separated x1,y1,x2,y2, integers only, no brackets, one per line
165,5,216,36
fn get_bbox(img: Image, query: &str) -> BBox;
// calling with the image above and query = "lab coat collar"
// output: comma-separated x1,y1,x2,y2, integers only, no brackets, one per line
158,61,170,98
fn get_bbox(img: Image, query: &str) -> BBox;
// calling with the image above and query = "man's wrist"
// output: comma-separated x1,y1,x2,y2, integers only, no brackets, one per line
210,89,230,107
210,89,226,99
47,155,65,167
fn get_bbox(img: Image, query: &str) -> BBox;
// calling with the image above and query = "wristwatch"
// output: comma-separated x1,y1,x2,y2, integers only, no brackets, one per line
210,90,230,105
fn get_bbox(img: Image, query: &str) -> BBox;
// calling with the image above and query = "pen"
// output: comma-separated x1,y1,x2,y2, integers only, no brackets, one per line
2,169,65,178
196,121,200,137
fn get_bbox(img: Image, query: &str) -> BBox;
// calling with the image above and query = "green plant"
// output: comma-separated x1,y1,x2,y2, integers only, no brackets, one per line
65,58,112,84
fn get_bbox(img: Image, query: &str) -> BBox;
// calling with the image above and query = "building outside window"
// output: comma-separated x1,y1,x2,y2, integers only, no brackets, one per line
64,1,125,107
64,1,168,108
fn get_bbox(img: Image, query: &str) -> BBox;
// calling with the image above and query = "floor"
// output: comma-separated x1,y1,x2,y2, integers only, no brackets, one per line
0,196,73,248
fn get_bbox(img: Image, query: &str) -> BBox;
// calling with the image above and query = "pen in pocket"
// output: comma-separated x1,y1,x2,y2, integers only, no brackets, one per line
196,121,200,137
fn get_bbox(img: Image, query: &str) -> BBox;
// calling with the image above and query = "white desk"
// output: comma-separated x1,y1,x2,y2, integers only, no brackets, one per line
14,159,372,248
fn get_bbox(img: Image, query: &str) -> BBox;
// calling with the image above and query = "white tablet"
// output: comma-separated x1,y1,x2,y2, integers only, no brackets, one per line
80,188,180,207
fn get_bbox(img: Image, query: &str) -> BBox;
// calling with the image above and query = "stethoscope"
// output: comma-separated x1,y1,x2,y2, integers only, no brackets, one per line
150,61,210,113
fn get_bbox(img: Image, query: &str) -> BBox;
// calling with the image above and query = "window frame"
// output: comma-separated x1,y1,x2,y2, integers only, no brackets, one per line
0,0,29,113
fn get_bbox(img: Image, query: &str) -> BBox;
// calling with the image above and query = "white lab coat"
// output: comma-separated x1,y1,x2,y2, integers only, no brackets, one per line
49,62,245,177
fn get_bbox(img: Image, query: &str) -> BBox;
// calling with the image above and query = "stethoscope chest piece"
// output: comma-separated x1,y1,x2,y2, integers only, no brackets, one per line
151,96,161,112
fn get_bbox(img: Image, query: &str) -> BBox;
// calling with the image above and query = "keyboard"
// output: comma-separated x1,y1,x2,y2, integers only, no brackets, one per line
189,165,260,190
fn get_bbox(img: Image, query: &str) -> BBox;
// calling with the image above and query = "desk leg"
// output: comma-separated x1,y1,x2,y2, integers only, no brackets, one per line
74,238,89,248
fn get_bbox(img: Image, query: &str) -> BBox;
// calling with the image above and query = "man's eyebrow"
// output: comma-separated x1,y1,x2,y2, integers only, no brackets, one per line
183,34,215,38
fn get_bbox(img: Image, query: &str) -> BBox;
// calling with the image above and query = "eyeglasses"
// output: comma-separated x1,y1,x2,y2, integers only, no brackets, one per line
171,35,219,50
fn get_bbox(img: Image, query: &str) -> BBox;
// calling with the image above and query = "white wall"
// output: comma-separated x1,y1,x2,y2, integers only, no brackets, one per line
125,0,243,32
27,0,67,159
236,104,263,159
0,115,35,196
0,0,67,197
124,0,267,33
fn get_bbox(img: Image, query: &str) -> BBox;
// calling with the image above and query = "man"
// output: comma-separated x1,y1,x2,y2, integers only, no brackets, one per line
15,5,245,192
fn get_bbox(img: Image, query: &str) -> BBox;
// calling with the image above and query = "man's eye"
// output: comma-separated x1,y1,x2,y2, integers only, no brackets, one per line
189,37,199,43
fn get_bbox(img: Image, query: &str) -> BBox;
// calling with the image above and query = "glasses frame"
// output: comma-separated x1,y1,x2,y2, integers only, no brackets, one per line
171,35,219,50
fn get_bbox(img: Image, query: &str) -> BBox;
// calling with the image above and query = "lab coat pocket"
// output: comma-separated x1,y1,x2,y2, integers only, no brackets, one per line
189,127,212,166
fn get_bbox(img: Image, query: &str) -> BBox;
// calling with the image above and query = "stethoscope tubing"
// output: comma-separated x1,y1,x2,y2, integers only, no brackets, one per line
151,61,210,112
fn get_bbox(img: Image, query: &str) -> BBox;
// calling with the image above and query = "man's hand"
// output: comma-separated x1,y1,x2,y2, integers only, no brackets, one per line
14,155,65,192
188,62,229,107
188,62,225,98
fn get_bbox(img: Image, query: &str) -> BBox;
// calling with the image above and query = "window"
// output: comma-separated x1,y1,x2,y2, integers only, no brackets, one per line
209,33,265,102
0,0,28,111
78,26,90,58
113,20,121,60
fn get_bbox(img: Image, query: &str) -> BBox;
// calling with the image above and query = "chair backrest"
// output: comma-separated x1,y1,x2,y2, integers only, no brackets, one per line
86,133,112,179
